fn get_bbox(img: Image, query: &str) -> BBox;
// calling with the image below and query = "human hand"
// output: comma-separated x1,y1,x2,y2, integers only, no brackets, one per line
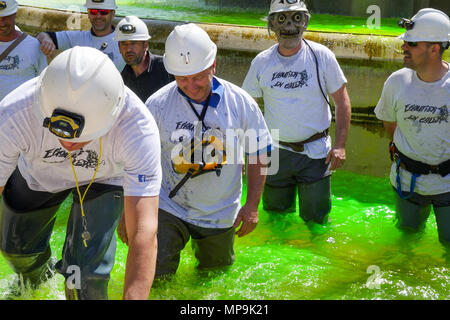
37,32,57,57
233,203,258,237
325,146,346,171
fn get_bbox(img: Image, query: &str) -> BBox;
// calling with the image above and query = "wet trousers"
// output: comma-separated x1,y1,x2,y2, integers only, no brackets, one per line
0,169,123,299
263,148,332,225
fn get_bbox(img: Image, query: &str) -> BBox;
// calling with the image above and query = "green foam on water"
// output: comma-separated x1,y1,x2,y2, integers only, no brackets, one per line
20,0,404,36
1,170,448,300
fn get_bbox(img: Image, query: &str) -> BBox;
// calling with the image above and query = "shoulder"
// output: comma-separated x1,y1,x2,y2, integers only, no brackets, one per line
149,53,167,70
149,53,164,63
218,77,258,109
145,81,178,106
251,44,278,63
56,30,91,40
384,68,414,86
21,35,45,55
117,87,156,127
304,40,337,60
0,78,38,124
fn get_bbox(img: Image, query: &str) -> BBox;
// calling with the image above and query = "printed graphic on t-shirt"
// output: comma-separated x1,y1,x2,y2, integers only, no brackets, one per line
0,55,20,71
270,69,310,89
42,147,104,169
403,104,448,125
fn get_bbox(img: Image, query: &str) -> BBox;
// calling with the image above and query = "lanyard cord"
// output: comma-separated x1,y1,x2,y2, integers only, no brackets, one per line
186,92,212,132
68,137,102,248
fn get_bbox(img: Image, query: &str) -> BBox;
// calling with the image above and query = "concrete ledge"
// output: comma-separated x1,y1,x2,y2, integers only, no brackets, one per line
17,5,406,62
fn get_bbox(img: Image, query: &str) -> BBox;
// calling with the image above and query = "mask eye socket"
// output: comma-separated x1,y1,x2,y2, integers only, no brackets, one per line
277,14,286,24
293,13,303,23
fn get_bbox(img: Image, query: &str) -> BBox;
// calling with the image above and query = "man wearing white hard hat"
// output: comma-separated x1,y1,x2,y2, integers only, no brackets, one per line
142,23,272,277
115,16,174,103
375,8,450,253
0,0,47,101
36,0,125,71
0,46,162,299
242,0,351,230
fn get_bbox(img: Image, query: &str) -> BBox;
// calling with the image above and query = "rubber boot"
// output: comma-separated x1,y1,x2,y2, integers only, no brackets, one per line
0,198,59,292
191,227,236,270
2,249,55,290
64,276,110,300
262,183,296,213
298,176,331,225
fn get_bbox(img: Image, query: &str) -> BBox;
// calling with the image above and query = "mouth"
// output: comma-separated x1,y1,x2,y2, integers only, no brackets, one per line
279,29,300,38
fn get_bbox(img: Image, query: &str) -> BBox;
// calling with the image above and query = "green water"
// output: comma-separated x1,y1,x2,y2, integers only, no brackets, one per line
1,170,448,300
19,0,404,36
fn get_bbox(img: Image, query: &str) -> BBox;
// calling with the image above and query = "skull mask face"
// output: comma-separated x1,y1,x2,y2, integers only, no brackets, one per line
269,11,309,50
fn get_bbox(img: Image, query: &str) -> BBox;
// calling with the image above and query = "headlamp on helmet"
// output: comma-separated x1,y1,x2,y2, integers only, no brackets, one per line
43,109,85,139
398,18,415,30
119,24,136,34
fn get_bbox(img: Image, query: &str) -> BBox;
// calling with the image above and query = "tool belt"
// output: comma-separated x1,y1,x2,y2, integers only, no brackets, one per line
279,129,329,152
389,142,450,177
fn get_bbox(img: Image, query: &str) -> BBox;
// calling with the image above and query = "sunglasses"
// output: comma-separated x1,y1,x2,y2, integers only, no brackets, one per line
406,41,418,47
88,9,111,16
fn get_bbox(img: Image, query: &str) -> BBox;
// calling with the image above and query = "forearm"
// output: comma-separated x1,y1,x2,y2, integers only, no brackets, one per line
245,156,268,209
122,196,159,300
123,230,157,300
332,86,351,148
383,121,397,140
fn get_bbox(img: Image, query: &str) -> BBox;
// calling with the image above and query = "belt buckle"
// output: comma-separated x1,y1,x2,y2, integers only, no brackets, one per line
429,165,439,174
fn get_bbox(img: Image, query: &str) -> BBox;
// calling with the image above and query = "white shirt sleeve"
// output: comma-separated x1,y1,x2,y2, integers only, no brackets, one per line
374,76,397,122
321,49,347,95
242,59,263,98
0,100,27,186
115,93,162,197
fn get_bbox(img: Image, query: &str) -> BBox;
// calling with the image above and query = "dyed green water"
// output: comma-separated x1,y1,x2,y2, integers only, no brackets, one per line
19,0,404,36
1,170,448,300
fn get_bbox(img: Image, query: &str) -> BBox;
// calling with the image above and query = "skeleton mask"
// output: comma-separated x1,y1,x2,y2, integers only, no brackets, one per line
269,11,310,50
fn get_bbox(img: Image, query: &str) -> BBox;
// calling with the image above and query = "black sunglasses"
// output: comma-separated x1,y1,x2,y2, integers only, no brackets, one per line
406,41,418,47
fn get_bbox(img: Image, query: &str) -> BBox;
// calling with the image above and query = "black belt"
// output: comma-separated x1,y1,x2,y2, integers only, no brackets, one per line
279,129,329,152
389,142,450,177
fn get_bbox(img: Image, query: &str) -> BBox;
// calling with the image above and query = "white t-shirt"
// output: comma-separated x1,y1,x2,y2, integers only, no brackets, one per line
375,66,450,195
56,30,125,71
242,41,347,159
0,77,162,197
0,34,47,101
146,77,272,228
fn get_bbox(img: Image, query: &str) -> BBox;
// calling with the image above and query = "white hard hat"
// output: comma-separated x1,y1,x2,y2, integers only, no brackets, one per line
163,23,217,76
34,46,125,142
84,0,117,10
114,16,151,42
398,8,450,42
0,0,18,17
269,0,309,16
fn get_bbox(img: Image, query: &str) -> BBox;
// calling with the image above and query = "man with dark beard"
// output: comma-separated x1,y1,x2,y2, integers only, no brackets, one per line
242,0,351,230
375,8,450,253
115,16,174,103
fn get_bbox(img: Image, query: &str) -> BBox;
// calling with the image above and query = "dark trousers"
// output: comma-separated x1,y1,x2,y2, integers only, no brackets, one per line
0,169,123,299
